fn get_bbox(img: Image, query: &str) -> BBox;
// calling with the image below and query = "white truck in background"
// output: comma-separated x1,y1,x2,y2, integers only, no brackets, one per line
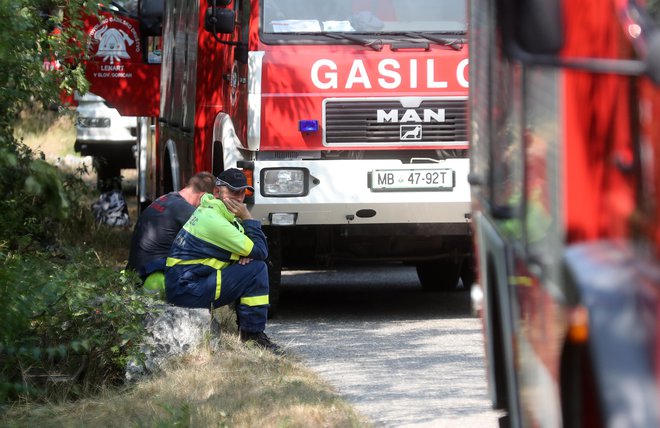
74,91,138,190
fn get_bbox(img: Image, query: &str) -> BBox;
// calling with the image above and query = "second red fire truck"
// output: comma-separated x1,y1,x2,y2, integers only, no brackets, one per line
469,0,660,425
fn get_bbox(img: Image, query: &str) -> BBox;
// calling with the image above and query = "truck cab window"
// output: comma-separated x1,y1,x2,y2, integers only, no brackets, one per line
261,0,466,35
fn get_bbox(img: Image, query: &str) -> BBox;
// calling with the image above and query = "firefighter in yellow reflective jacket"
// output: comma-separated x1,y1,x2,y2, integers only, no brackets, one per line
165,169,282,354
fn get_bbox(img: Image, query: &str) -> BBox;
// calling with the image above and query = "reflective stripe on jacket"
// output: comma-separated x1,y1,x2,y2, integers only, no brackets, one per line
166,193,269,299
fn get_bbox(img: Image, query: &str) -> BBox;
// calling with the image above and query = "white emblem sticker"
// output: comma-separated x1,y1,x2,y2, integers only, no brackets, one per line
94,26,133,64
87,17,140,79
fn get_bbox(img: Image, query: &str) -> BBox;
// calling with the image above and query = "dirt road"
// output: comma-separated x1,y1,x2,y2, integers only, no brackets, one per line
267,263,502,427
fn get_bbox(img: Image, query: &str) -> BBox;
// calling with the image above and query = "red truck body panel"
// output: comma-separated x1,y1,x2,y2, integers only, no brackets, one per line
257,45,469,152
83,11,160,117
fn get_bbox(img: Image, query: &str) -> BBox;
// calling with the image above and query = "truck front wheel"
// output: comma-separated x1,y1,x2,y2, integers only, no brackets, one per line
94,157,121,191
416,260,461,292
266,227,282,318
461,257,476,289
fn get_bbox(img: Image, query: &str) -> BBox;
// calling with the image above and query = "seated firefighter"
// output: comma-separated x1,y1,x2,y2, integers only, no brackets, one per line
126,172,216,295
164,169,282,354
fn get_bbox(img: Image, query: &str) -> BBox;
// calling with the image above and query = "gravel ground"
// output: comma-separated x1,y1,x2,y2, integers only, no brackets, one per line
267,264,502,427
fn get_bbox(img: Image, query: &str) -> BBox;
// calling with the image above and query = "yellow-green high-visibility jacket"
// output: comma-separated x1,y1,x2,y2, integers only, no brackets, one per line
165,194,269,289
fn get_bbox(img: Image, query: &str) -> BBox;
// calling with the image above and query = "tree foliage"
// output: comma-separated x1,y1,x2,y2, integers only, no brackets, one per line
0,0,97,247
0,0,94,139
0,0,150,405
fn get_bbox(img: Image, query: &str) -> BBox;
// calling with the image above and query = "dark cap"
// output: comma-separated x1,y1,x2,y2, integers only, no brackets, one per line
215,168,254,192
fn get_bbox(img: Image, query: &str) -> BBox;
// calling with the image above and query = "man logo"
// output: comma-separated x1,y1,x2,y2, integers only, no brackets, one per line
401,125,422,141
377,108,445,123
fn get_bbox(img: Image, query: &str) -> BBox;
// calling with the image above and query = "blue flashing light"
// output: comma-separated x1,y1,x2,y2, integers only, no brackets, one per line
299,120,319,133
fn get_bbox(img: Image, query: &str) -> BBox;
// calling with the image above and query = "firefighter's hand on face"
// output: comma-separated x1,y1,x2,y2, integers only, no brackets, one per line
223,196,252,220
218,187,253,264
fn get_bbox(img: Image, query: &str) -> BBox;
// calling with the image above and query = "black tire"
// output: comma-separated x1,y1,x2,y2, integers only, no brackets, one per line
266,228,282,318
94,157,122,192
416,260,461,292
137,199,152,216
460,257,476,289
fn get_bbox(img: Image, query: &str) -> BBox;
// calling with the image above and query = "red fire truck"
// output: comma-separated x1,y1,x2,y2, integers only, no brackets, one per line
469,0,660,426
150,0,472,308
84,0,472,310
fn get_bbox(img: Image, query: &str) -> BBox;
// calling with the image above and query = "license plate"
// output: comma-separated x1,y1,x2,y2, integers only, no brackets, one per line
370,168,454,191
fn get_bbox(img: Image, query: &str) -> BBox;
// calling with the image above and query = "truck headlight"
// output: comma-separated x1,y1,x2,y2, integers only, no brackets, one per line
262,168,307,197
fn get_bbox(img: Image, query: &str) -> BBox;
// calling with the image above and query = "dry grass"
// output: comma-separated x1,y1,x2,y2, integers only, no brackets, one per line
2,321,371,428
13,107,102,188
14,108,77,160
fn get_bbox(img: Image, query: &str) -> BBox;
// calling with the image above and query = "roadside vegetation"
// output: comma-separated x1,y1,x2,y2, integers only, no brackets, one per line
0,1,369,426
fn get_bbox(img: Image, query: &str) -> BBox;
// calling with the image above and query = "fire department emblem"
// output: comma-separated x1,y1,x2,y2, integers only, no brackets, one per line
94,26,133,63
88,17,140,65
230,61,239,107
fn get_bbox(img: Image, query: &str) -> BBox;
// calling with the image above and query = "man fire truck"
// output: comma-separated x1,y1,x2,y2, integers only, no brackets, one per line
85,0,472,311
469,0,660,426
143,0,472,310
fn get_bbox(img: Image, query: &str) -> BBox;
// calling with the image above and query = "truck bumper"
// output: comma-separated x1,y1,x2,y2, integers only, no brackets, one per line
74,140,136,167
250,157,471,226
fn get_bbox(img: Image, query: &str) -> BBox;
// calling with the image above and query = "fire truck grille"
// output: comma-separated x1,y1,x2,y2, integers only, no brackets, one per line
323,98,467,146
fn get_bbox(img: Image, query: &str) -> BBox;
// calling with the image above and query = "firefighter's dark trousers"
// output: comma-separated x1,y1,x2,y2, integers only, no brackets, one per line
165,260,269,333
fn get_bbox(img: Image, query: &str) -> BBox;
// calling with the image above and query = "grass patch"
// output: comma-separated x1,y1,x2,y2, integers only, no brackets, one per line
14,108,77,161
2,331,371,428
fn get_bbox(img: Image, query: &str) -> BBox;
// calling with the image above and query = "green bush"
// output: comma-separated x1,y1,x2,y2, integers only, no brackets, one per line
0,250,149,403
0,140,150,404
0,0,92,136
0,127,153,406
0,141,79,250
0,0,96,251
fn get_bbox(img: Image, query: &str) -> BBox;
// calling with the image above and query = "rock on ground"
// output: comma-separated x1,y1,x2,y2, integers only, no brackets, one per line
125,303,220,382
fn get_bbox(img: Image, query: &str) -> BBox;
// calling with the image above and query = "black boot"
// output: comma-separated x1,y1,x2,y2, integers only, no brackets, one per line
239,330,285,355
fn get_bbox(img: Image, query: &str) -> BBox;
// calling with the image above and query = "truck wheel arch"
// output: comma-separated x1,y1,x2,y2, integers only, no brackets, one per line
163,139,181,193
213,112,247,171
212,140,225,177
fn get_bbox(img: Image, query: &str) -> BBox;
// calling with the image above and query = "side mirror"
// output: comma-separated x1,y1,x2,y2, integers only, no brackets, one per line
139,0,164,36
498,0,655,83
204,8,235,34
500,0,563,56
515,0,563,54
